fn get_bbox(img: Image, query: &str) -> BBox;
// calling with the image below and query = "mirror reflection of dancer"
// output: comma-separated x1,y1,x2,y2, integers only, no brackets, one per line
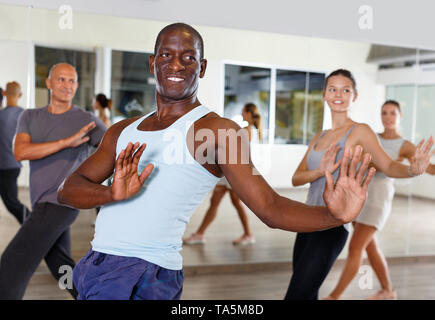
92,93,112,219
325,100,435,300
0,82,31,224
0,63,106,300
183,103,262,246
58,24,376,300
92,94,112,128
285,69,434,300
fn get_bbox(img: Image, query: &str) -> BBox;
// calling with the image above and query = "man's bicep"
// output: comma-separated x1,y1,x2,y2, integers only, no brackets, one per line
74,146,115,184
14,132,31,147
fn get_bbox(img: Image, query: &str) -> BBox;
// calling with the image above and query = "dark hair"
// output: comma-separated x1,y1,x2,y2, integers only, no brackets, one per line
154,22,204,60
382,100,401,113
243,102,262,142
0,87,3,106
324,69,357,93
95,93,111,110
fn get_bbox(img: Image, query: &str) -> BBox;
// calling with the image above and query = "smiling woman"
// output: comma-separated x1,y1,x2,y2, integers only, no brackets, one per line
285,68,434,300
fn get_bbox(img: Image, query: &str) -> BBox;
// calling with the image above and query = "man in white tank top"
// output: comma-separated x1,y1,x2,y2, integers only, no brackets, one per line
58,23,376,300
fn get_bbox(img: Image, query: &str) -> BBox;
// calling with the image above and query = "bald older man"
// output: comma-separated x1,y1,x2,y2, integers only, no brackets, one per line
0,81,31,224
0,63,106,299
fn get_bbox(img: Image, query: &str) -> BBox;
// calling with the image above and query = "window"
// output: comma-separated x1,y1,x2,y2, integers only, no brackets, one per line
224,63,325,145
385,85,415,140
111,50,156,122
386,84,435,142
224,65,270,143
35,46,96,110
274,71,325,144
415,85,435,141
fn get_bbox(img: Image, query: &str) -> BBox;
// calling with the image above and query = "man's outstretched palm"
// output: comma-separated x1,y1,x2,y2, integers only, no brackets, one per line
323,146,376,224
111,142,154,201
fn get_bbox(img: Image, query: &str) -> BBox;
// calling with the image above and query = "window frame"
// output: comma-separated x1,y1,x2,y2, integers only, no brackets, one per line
222,60,327,145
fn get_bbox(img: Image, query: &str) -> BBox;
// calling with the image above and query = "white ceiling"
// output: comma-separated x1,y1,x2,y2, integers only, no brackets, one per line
2,0,435,50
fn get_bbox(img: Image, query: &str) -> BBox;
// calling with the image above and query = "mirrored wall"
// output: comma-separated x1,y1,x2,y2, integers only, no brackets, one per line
0,4,433,265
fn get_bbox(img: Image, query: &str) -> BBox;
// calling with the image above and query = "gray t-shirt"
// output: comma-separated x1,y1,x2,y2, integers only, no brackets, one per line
0,106,24,169
16,105,106,208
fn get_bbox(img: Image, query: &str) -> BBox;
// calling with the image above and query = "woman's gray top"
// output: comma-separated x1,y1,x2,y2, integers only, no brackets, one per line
305,125,355,231
375,135,405,179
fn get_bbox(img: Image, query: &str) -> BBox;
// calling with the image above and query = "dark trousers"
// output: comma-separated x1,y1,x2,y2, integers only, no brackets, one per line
0,202,79,299
284,226,349,300
0,168,30,224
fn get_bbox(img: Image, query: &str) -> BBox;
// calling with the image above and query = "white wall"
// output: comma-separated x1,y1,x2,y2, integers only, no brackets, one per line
0,39,31,187
5,5,430,196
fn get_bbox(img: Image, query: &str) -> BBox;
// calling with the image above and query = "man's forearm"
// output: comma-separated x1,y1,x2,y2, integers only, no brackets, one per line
261,195,342,233
15,140,67,161
427,164,435,175
57,174,115,209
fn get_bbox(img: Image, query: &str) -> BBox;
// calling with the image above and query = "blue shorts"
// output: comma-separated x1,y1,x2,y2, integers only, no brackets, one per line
73,249,184,300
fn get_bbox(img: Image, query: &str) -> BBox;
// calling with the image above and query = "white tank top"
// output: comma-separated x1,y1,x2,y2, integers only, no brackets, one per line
249,125,260,144
376,135,405,179
91,105,219,270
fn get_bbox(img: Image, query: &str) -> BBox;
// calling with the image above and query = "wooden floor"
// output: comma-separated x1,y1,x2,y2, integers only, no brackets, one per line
1,187,435,300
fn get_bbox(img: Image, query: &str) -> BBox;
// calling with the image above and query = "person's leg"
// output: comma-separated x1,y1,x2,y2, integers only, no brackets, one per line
44,223,78,299
326,222,377,299
228,190,255,245
196,185,227,234
283,232,309,299
228,190,252,236
365,235,396,299
183,185,227,243
0,203,78,299
0,169,30,224
284,226,349,300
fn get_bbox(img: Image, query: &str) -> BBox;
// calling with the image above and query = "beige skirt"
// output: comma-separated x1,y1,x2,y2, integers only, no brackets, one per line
355,175,395,230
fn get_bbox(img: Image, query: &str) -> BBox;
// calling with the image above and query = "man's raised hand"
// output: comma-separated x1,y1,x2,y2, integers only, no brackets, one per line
323,145,376,224
63,121,96,148
111,142,154,202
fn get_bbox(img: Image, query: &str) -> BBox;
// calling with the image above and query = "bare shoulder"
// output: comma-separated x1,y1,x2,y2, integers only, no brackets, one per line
310,131,323,144
350,122,377,141
102,116,141,144
195,112,241,131
352,122,374,134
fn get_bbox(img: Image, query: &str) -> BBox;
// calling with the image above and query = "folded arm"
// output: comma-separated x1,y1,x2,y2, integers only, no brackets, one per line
14,122,97,161
356,125,434,178
57,117,153,209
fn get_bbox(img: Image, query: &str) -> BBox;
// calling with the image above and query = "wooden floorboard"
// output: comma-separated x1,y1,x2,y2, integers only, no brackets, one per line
0,187,434,300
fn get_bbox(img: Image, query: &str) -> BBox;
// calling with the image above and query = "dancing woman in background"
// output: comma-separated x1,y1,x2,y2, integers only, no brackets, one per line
183,103,262,245
325,100,435,300
93,93,112,128
285,69,434,300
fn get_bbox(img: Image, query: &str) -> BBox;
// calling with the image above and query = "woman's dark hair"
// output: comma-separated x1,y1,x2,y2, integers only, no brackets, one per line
0,88,3,106
324,69,357,93
243,102,262,142
382,100,401,113
95,93,112,110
